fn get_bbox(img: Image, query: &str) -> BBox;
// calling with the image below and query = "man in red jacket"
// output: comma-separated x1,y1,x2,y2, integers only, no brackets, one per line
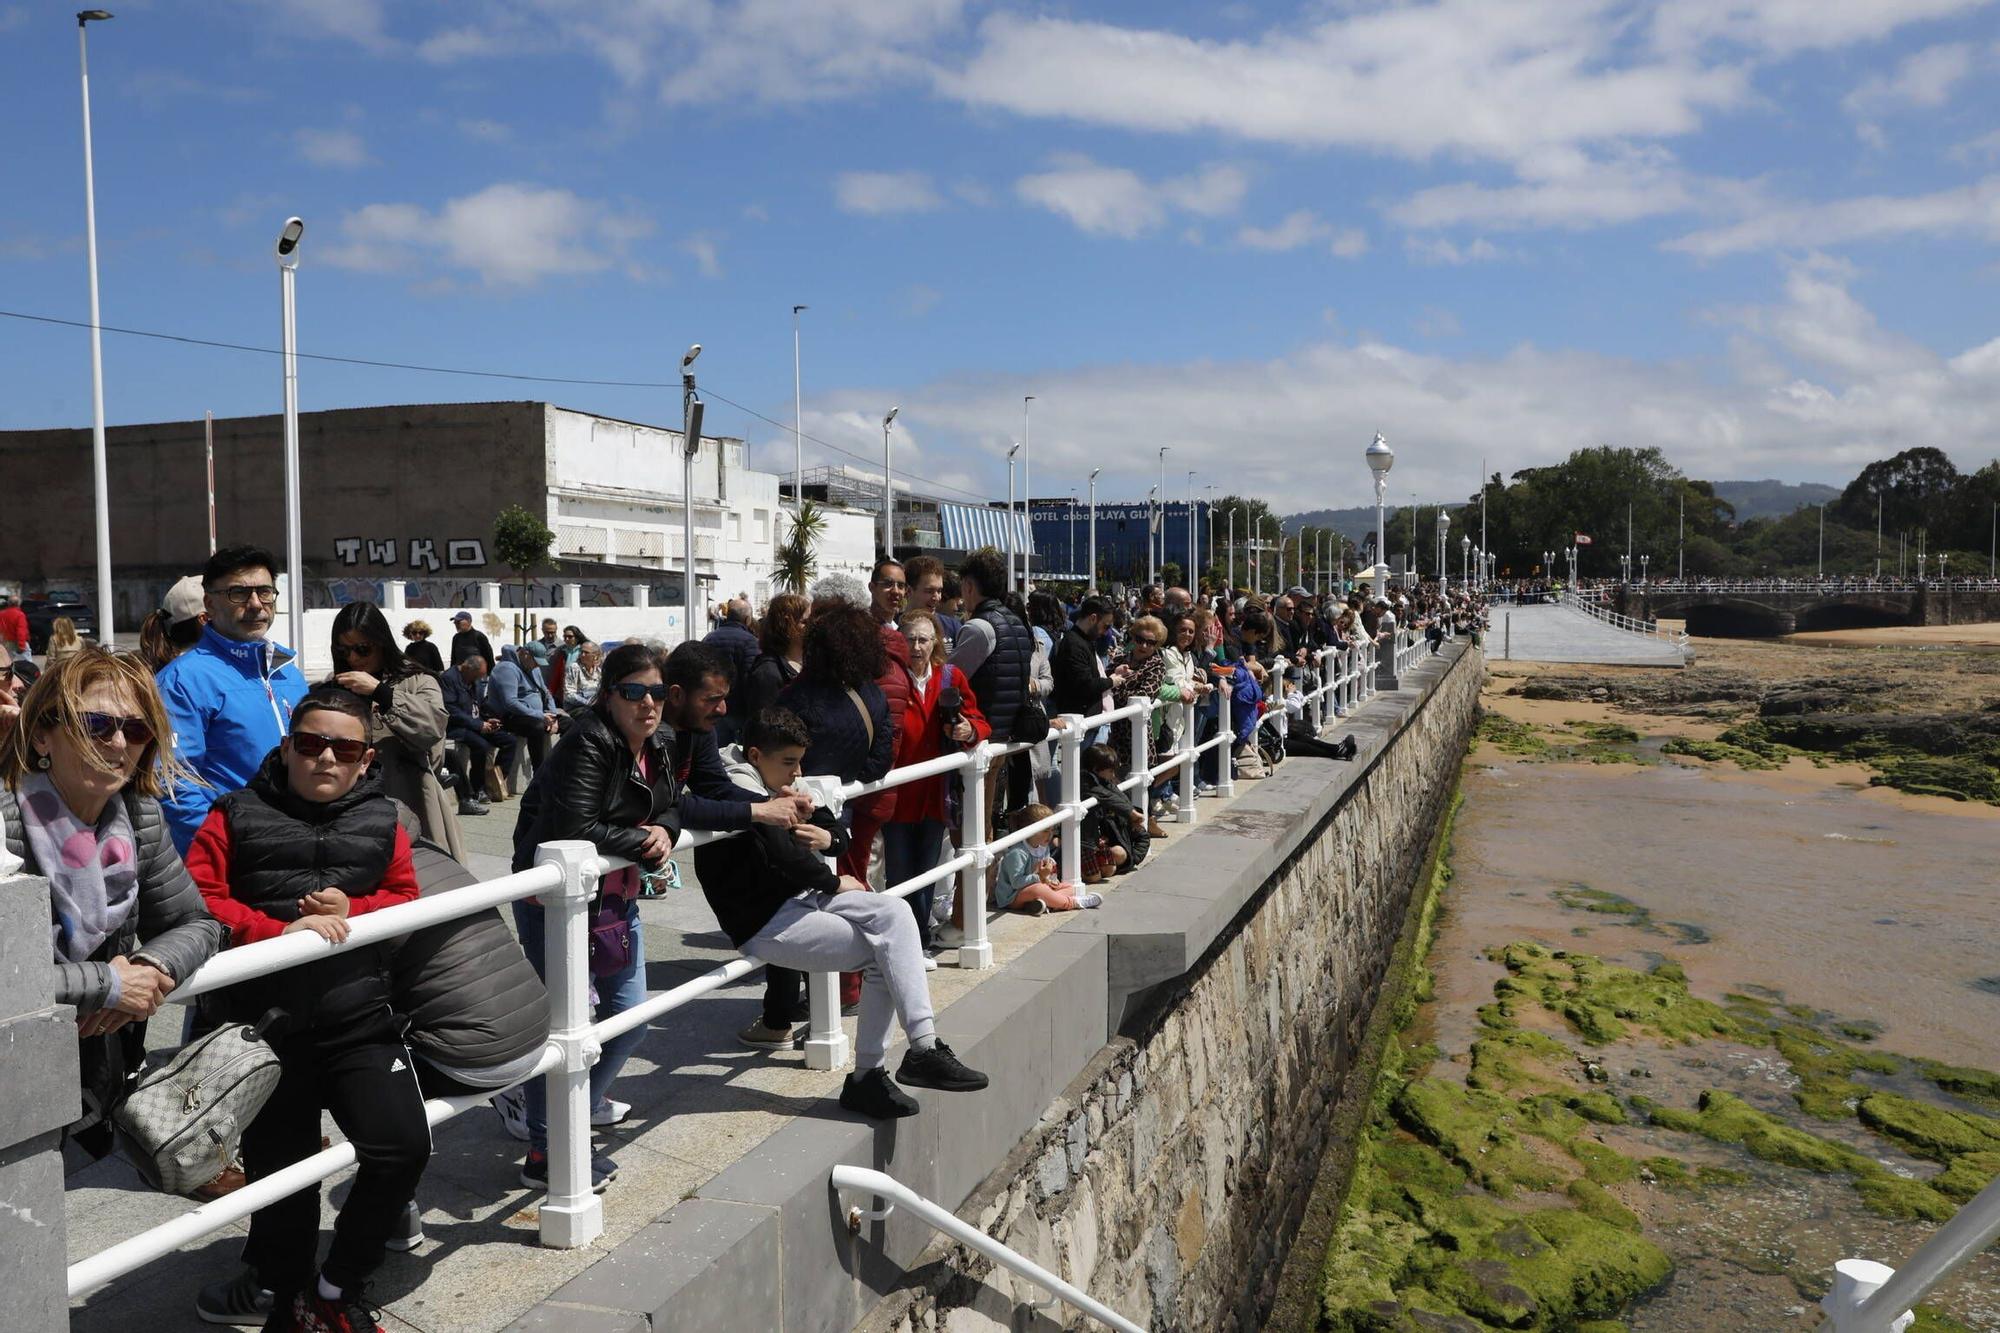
0,597,29,658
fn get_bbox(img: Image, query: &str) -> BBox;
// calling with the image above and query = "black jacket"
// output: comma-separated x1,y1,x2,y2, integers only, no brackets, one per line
450,627,495,668
1083,772,1150,869
694,799,851,947
405,640,444,674
511,709,681,872
1049,624,1112,719
739,652,798,730
966,599,1036,741
778,678,894,784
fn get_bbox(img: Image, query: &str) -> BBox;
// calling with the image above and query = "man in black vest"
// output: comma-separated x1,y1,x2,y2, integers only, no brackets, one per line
944,549,1035,936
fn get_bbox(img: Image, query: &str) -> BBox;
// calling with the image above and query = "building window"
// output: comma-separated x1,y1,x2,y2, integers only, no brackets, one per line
728,513,742,541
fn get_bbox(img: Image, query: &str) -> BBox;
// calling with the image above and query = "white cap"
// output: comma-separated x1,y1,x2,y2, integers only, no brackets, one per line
163,575,206,624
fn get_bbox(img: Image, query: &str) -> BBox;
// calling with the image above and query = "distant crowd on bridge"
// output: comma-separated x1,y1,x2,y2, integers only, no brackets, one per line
5,537,1491,1331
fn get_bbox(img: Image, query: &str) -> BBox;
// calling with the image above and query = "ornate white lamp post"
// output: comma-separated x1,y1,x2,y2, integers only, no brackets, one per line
1366,432,1394,592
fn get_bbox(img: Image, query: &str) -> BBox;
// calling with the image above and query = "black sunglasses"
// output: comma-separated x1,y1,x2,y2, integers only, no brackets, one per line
331,640,378,659
612,682,670,702
291,730,370,762
80,711,154,746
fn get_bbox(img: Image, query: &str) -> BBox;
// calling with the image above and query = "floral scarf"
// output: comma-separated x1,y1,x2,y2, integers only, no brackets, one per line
19,772,139,965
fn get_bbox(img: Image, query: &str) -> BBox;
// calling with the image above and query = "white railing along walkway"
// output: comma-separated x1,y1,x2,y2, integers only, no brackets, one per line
1558,588,1692,657
1822,1169,2000,1331
832,1165,1147,1333
68,646,1384,1299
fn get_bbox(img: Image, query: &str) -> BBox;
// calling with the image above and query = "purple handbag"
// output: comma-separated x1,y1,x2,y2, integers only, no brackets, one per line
588,866,638,977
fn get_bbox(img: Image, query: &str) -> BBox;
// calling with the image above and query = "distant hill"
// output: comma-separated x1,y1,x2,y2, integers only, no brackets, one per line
1285,479,1841,536
1710,479,1841,521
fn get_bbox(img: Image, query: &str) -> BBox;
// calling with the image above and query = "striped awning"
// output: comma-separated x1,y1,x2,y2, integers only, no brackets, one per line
938,503,1034,555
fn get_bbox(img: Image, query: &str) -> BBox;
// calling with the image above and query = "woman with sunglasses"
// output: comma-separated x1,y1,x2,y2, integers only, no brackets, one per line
329,601,465,859
0,646,225,1169
504,642,682,1192
1105,614,1171,819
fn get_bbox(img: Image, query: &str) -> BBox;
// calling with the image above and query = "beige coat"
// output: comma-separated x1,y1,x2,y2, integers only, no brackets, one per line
371,669,464,860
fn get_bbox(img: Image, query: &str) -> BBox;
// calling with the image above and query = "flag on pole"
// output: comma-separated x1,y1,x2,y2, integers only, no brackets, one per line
1574,532,1594,545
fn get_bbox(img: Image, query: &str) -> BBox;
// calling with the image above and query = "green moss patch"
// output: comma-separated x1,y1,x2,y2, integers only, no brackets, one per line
1487,943,1735,1046
1856,1092,2000,1161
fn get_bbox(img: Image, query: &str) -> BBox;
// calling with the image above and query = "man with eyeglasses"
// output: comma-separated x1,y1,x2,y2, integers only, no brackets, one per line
156,544,309,853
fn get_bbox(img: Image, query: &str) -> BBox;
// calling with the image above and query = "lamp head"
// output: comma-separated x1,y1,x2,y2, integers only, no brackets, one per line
1006,442,1019,460
274,216,305,269
792,304,807,315
1436,511,1450,533
78,9,113,22
682,344,702,369
884,406,899,428
1365,432,1394,477
1089,467,1101,481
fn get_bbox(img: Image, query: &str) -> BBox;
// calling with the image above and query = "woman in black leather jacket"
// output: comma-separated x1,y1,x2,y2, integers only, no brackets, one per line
505,641,679,1190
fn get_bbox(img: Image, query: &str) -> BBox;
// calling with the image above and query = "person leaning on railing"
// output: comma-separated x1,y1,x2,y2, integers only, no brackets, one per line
504,641,683,1194
887,608,990,956
0,646,225,1172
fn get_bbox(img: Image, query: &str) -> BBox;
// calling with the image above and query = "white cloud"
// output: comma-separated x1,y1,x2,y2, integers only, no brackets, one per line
320,182,655,286
1650,0,1992,57
295,128,372,169
1667,176,2000,257
1950,129,2000,163
834,170,945,217
1844,41,1976,116
255,0,392,52
1014,155,1246,238
844,262,2000,506
1404,235,1505,266
1390,145,1764,232
681,234,723,279
944,6,1749,168
1235,209,1370,258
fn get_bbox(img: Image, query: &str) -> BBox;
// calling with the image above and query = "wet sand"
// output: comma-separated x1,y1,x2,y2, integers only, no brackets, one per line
1788,623,2000,649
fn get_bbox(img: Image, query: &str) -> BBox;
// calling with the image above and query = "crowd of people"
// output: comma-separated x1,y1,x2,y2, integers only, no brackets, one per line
7,540,1487,1331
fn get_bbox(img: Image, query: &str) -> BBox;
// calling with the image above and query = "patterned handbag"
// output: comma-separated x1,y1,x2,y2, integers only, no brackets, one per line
113,1014,283,1197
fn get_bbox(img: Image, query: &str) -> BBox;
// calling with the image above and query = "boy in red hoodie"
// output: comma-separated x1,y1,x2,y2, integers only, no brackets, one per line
190,685,428,1333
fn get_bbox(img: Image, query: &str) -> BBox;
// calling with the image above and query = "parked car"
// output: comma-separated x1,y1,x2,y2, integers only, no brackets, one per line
25,590,97,652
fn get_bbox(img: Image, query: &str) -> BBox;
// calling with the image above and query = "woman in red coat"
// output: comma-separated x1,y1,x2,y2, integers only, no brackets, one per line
887,608,989,953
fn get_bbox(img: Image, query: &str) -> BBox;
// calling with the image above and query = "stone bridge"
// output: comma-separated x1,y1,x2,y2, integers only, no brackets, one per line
1620,584,2000,637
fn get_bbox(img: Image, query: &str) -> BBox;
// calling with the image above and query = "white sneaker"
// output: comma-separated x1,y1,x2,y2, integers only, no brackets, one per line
922,954,939,972
1078,892,1104,909
591,1097,631,1128
933,924,965,948
490,1086,529,1141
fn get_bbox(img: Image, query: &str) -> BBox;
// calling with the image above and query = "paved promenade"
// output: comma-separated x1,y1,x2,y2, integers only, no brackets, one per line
1483,601,1686,667
64,767,1222,1331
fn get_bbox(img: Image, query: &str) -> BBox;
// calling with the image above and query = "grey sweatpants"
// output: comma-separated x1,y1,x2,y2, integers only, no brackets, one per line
744,890,937,1070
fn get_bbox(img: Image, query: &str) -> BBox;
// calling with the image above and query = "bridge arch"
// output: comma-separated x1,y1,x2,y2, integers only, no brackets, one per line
1675,599,1793,638
1792,600,1909,633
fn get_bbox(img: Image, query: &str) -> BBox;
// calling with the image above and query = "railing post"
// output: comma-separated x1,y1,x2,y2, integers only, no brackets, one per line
1216,679,1235,797
957,743,994,970
1177,698,1199,825
1822,1259,1913,1332
801,846,851,1067
534,839,604,1249
1126,705,1150,812
1056,716,1085,884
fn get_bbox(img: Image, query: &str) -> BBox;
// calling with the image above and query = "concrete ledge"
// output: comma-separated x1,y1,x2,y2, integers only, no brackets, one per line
513,642,1477,1333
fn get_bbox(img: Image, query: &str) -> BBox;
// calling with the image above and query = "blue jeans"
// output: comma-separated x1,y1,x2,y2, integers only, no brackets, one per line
881,820,947,950
513,896,647,1155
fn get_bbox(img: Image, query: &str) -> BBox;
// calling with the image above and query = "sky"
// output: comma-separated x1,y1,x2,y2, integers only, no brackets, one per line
4,0,2000,514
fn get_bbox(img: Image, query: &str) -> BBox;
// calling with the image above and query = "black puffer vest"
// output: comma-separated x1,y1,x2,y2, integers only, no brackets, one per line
212,750,403,1043
969,599,1035,741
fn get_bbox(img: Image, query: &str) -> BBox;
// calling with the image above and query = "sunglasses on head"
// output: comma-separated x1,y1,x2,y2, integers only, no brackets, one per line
79,712,154,745
612,682,670,702
291,730,369,762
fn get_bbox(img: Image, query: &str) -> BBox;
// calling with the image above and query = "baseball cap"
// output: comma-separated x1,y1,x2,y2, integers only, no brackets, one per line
163,575,206,625
452,611,473,624
1287,585,1311,599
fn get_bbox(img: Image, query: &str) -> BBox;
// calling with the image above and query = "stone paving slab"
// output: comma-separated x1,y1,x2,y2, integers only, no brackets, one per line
1485,602,1686,666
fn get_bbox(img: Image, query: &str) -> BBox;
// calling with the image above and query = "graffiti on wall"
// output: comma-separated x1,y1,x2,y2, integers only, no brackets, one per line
331,537,488,572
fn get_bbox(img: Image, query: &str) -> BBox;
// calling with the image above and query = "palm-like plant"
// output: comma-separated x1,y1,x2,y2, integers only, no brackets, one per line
773,500,825,594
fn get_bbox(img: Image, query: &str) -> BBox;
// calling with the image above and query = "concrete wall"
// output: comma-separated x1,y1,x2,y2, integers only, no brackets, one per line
514,640,1481,1333
0,873,82,1333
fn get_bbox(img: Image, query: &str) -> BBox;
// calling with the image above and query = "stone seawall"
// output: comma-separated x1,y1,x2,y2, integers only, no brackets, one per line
867,640,1483,1332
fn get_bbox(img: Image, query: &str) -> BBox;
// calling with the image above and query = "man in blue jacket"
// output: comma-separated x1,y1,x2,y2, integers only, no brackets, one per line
487,645,561,772
158,545,311,854
701,598,760,747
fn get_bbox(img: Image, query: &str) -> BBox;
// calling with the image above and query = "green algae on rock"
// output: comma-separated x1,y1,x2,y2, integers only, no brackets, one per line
1486,942,1736,1046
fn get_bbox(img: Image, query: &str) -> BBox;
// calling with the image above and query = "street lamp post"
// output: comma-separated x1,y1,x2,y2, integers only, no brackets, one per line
1365,432,1394,593
1187,470,1197,591
1069,489,1077,578
1641,554,1650,584
881,407,899,558
1152,478,1168,580
1006,443,1020,590
1461,534,1470,586
1156,447,1170,581
791,304,807,510
275,217,306,654
1227,506,1235,592
1088,467,1101,592
1022,396,1034,590
1436,511,1450,593
681,344,704,642
78,8,116,643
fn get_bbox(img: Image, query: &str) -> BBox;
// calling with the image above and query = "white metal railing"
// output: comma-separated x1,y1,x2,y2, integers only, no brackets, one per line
832,1164,1147,1332
1822,1170,2000,1330
1559,588,1693,657
63,659,1304,1297
1249,638,1383,743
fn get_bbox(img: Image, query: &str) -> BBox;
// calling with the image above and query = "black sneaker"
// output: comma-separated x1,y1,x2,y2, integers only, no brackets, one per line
196,1267,273,1326
384,1200,424,1252
1017,898,1050,916
897,1041,989,1092
1333,735,1358,760
456,798,488,817
520,1149,617,1194
840,1068,919,1119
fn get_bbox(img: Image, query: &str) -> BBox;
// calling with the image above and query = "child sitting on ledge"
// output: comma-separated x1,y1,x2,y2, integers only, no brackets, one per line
994,804,1102,915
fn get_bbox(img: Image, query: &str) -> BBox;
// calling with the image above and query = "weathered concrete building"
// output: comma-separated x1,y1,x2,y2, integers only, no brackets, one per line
2,400,876,626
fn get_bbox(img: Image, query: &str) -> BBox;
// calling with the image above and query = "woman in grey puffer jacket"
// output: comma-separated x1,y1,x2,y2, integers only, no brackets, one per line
1,648,226,1161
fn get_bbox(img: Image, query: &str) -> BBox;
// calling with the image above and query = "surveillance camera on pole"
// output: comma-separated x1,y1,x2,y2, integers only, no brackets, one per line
275,216,307,654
